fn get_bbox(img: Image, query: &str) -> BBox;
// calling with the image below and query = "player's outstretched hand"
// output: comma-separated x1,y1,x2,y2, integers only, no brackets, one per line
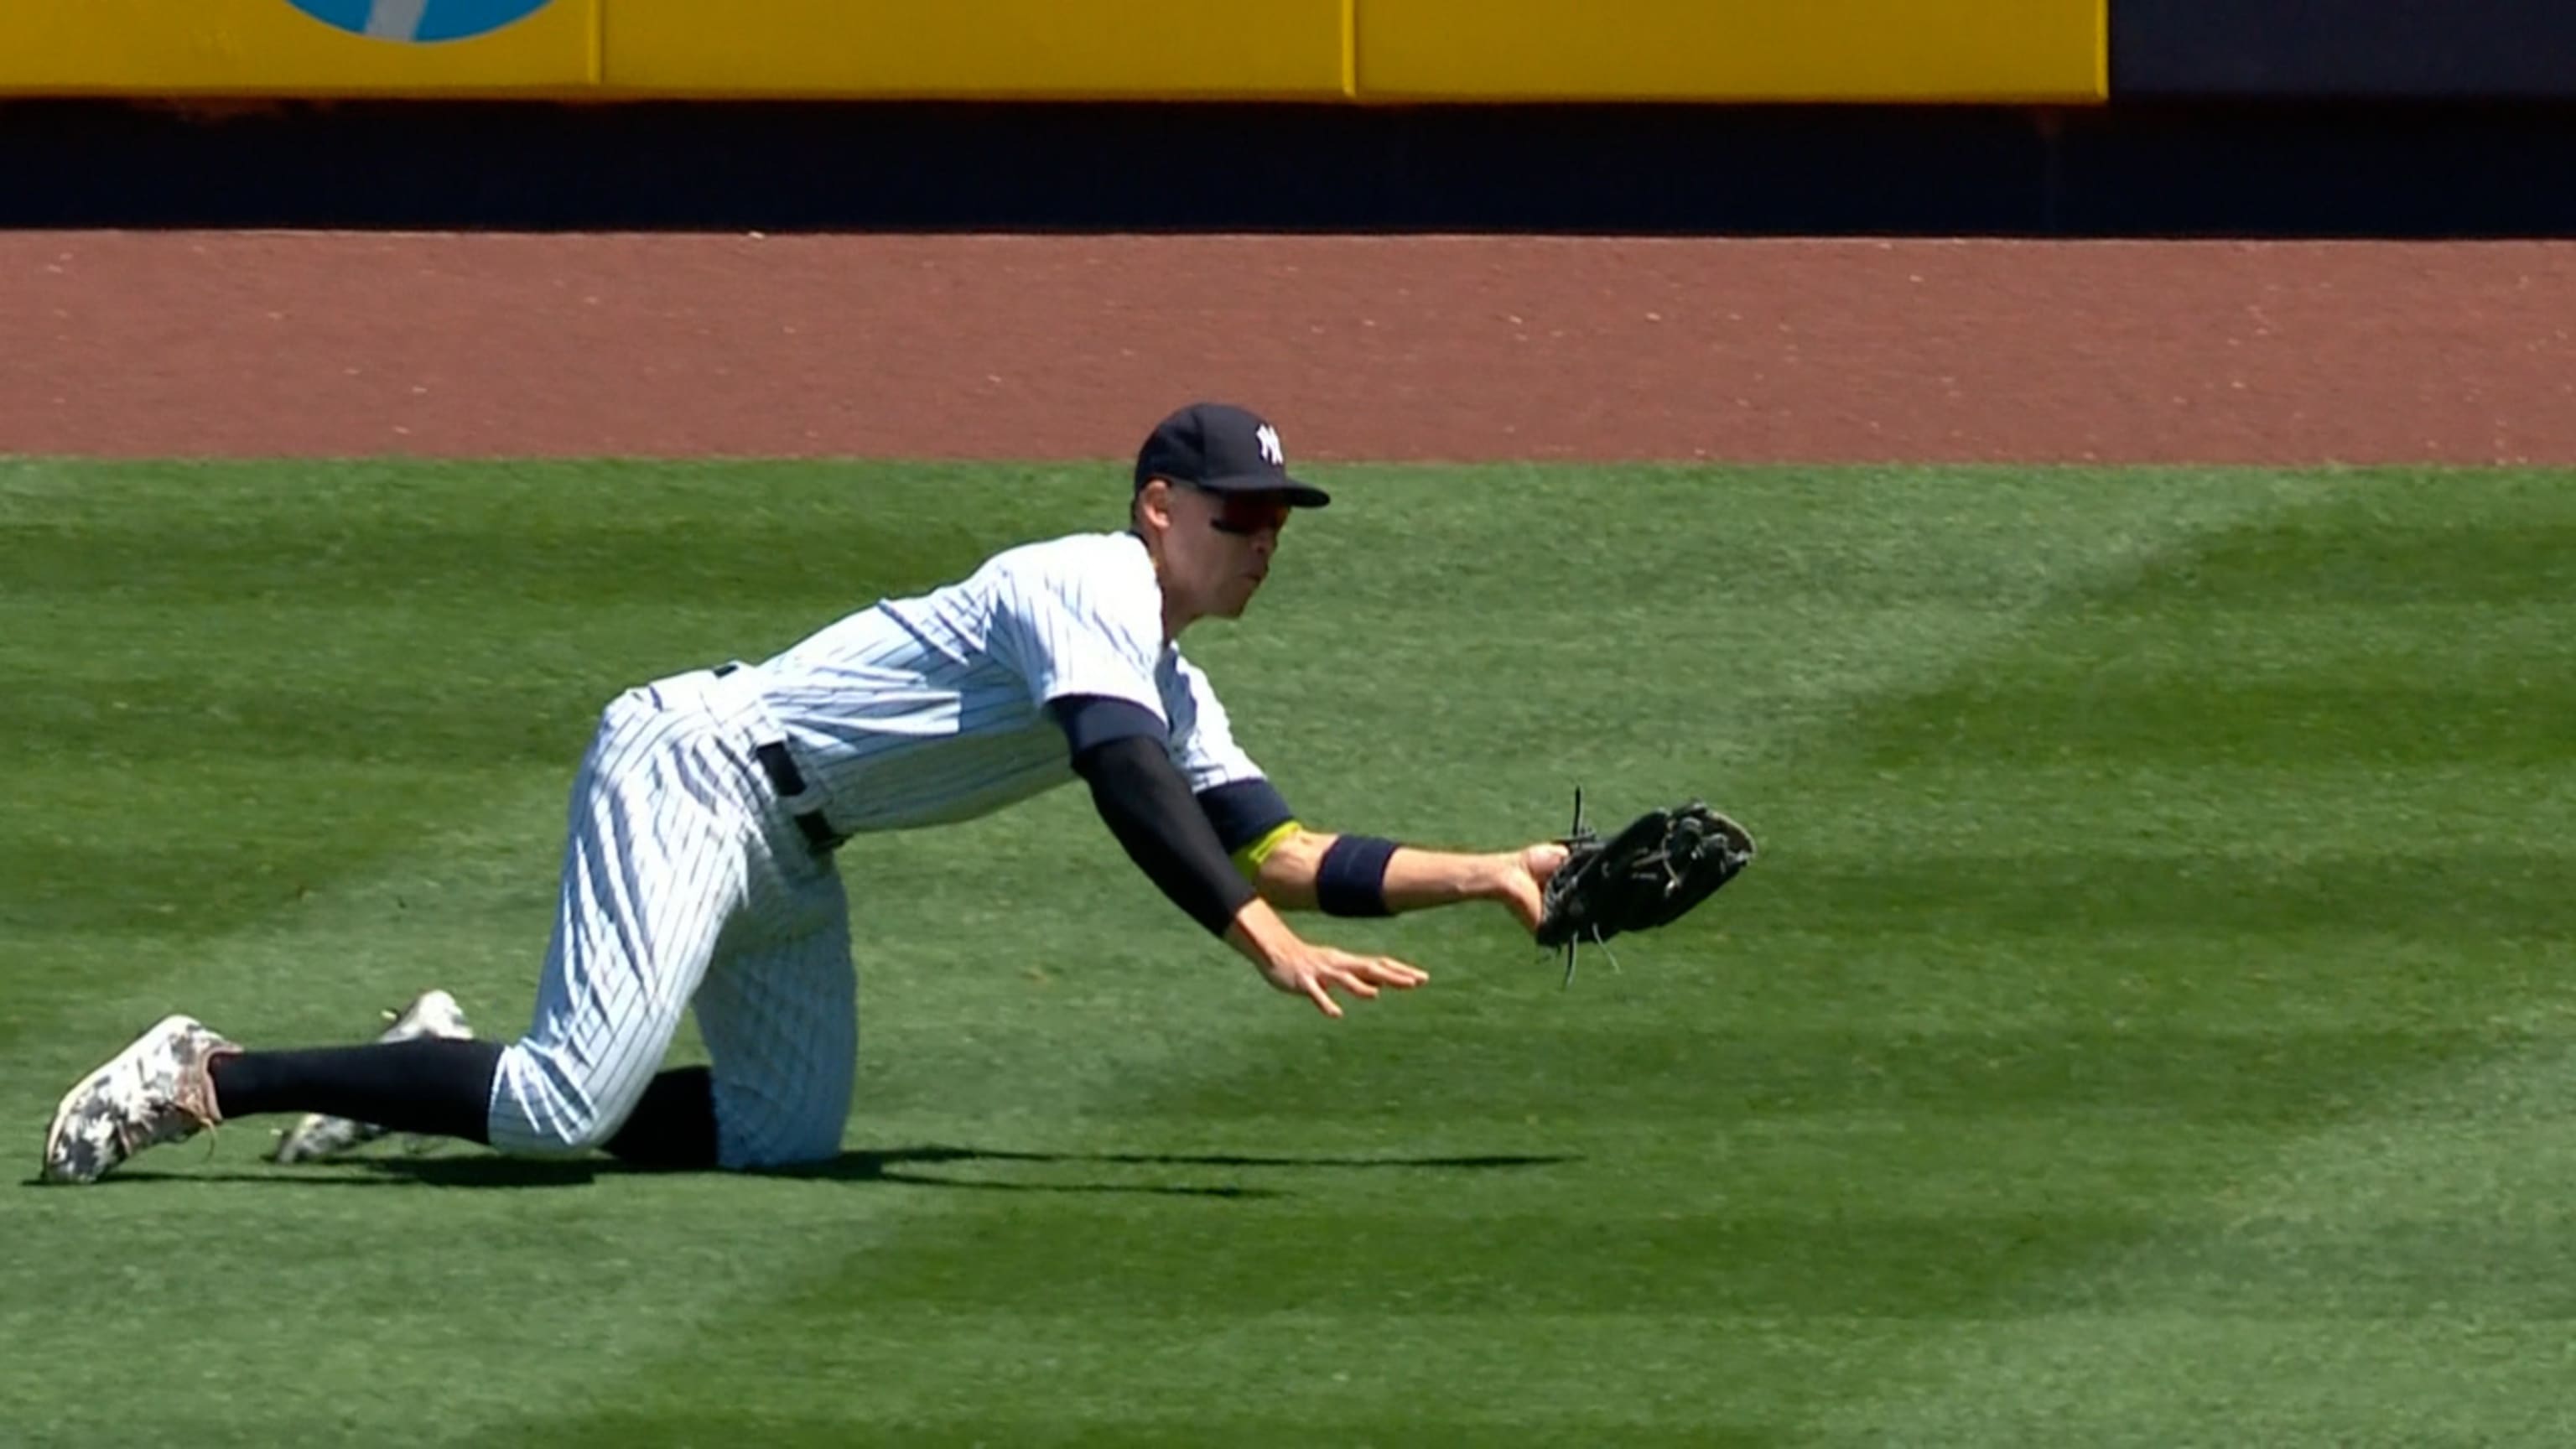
1256,941,1428,1019
1489,842,1572,935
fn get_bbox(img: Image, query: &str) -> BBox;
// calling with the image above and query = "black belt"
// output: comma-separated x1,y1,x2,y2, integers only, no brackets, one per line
756,741,846,855
714,662,844,856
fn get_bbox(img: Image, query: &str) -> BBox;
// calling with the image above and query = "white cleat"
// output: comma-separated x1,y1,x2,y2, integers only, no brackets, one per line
42,1014,239,1185
268,989,475,1165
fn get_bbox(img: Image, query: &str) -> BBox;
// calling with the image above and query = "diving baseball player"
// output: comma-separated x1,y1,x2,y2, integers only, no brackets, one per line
42,402,1571,1183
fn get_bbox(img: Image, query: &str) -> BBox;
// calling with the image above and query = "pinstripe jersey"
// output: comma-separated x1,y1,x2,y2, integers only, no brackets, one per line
746,531,1265,834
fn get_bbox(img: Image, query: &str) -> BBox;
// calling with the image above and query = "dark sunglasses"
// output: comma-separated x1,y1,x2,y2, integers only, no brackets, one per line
1206,492,1293,538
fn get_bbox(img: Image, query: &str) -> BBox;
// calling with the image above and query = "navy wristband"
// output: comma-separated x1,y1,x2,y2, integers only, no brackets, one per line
1315,834,1400,918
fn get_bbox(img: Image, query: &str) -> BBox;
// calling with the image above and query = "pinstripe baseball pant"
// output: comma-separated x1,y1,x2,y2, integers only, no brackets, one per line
486,668,856,1169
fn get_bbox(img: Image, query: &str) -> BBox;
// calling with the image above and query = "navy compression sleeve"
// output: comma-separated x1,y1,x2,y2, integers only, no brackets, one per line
1067,734,1259,937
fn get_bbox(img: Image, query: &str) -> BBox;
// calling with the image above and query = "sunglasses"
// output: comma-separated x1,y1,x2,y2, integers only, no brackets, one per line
1205,491,1293,538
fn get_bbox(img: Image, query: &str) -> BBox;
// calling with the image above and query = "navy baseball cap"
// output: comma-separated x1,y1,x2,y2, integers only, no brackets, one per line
1134,402,1331,508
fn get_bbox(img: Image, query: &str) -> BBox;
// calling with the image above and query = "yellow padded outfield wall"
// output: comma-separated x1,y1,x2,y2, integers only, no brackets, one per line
0,0,2103,102
601,0,1349,99
0,0,597,96
1356,0,2107,102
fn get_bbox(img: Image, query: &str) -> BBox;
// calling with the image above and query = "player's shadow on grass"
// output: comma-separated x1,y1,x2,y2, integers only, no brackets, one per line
83,1144,1575,1198
781,1144,1574,1198
779,1144,1578,1189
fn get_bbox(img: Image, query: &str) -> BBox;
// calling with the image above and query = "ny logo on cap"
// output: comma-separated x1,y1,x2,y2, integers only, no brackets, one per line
1255,423,1285,467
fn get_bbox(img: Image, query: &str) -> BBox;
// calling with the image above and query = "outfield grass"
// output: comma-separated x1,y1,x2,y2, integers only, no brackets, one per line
3,460,2573,1446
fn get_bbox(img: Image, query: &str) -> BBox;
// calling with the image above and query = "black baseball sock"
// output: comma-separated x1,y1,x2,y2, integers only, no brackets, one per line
603,1067,719,1170
210,1038,504,1144
210,1046,720,1166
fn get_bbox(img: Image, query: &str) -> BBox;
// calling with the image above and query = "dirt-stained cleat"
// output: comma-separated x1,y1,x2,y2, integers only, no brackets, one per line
42,1015,237,1185
268,989,474,1165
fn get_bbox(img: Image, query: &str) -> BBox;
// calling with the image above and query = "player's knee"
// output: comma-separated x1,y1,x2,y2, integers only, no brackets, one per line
489,1044,636,1156
498,1099,624,1156
556,1108,629,1154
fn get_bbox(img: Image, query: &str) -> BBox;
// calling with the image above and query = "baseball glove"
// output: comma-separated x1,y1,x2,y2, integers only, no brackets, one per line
1537,790,1756,984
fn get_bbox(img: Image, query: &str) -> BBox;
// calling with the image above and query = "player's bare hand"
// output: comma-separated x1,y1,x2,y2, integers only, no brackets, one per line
1490,841,1571,934
1258,943,1428,1019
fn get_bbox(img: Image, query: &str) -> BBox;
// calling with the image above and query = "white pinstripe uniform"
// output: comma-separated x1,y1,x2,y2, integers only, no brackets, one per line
486,531,1267,1168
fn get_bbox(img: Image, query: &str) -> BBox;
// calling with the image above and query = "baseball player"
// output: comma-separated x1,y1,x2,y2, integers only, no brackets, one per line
42,402,1571,1184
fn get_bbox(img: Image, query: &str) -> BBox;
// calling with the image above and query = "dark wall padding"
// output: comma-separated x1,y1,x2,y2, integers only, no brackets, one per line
2115,0,2576,100
8,98,2576,237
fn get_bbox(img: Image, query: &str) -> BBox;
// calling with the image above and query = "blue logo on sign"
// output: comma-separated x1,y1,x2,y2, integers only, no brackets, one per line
288,0,553,44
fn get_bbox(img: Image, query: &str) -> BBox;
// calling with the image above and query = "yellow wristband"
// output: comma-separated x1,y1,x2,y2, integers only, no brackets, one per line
1232,820,1302,879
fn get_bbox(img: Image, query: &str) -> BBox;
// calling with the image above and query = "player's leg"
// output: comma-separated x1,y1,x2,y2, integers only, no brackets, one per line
690,864,858,1170
480,693,757,1160
45,996,513,1187
212,989,496,1152
270,989,477,1164
40,685,753,1183
503,853,854,1171
237,686,748,1158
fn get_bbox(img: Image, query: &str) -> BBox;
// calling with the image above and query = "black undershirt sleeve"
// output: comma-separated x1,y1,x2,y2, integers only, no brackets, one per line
1065,734,1259,937
1195,778,1296,855
1050,698,1300,859
1048,694,1168,756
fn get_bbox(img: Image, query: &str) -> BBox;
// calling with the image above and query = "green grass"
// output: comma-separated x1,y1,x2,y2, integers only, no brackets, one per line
3,459,2573,1447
